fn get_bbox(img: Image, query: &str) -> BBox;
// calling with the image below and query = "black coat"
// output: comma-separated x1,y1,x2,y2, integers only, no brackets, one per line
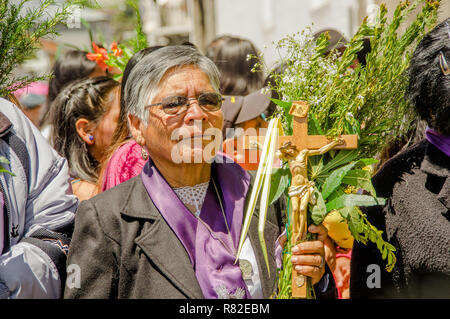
350,140,450,298
64,168,337,299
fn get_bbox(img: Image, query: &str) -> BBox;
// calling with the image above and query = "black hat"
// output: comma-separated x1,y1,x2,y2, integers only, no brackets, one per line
234,89,272,124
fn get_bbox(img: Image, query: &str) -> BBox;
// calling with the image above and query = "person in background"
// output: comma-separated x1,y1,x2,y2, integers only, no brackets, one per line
206,35,265,139
12,82,49,128
205,35,265,97
350,18,450,298
0,97,78,298
98,46,164,192
49,76,120,201
221,89,276,170
40,49,108,140
220,60,285,170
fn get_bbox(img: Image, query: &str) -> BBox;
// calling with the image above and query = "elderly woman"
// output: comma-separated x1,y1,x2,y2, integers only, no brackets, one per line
350,18,450,298
64,45,335,299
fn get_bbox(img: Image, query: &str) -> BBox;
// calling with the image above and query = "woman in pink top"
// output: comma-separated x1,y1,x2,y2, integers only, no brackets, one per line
98,46,164,191
101,139,147,191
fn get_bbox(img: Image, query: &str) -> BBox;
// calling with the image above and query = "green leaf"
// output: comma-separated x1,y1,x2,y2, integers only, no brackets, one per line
387,251,392,264
382,246,388,260
270,97,292,111
337,206,352,219
342,169,376,196
0,166,14,176
268,166,290,205
326,185,346,203
356,158,378,167
0,156,10,164
308,112,324,135
326,194,386,211
321,162,357,200
347,207,363,238
320,150,359,175
309,187,327,225
113,73,123,81
308,152,325,181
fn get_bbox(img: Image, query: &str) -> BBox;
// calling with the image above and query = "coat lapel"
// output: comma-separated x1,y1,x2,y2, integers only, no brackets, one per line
421,141,450,213
120,178,203,299
119,168,283,299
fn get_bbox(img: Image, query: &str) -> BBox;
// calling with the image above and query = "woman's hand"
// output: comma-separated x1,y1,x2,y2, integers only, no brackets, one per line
334,256,351,299
291,224,328,285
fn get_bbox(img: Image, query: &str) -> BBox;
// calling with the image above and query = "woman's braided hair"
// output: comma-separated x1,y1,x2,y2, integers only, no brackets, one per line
49,76,119,182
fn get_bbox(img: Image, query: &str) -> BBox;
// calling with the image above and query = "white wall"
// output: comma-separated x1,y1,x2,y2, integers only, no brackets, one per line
214,0,359,69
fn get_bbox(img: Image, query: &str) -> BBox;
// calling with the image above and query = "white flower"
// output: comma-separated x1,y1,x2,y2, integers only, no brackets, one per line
260,87,270,95
357,95,364,101
282,74,295,84
310,95,325,106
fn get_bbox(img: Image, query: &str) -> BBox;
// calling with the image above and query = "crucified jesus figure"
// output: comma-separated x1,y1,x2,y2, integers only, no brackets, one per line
277,138,344,245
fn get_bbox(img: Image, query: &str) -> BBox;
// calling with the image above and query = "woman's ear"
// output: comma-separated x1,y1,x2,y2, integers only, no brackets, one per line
128,114,146,146
75,118,95,145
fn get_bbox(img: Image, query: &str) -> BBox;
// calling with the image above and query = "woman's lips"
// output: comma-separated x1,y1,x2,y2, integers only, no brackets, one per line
179,134,214,141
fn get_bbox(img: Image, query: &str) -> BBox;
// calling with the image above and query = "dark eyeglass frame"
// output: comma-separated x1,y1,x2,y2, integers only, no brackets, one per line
145,92,224,115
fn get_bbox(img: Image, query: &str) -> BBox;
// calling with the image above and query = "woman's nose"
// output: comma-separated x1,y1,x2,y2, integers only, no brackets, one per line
184,100,208,124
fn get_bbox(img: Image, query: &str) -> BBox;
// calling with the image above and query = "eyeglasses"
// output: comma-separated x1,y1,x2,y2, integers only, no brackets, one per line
145,92,224,115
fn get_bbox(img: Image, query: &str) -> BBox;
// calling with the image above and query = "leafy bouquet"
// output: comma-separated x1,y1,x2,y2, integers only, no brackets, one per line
84,0,148,80
236,0,440,299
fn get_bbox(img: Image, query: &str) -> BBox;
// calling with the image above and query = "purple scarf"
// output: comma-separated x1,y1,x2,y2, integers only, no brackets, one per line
141,156,252,298
426,127,450,157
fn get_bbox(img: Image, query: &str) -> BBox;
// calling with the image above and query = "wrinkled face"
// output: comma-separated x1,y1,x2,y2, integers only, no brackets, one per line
91,88,120,160
132,65,224,165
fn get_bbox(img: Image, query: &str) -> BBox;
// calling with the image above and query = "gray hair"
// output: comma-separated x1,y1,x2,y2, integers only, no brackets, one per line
123,45,221,125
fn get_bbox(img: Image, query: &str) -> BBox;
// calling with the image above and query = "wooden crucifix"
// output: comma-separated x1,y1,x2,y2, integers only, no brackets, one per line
240,101,358,157
238,101,358,298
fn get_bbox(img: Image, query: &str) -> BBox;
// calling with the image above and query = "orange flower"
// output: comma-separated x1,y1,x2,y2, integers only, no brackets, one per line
110,42,123,57
86,42,110,71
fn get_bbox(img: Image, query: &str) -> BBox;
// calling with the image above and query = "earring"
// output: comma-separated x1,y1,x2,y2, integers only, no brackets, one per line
439,52,450,76
141,147,149,160
89,135,94,142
